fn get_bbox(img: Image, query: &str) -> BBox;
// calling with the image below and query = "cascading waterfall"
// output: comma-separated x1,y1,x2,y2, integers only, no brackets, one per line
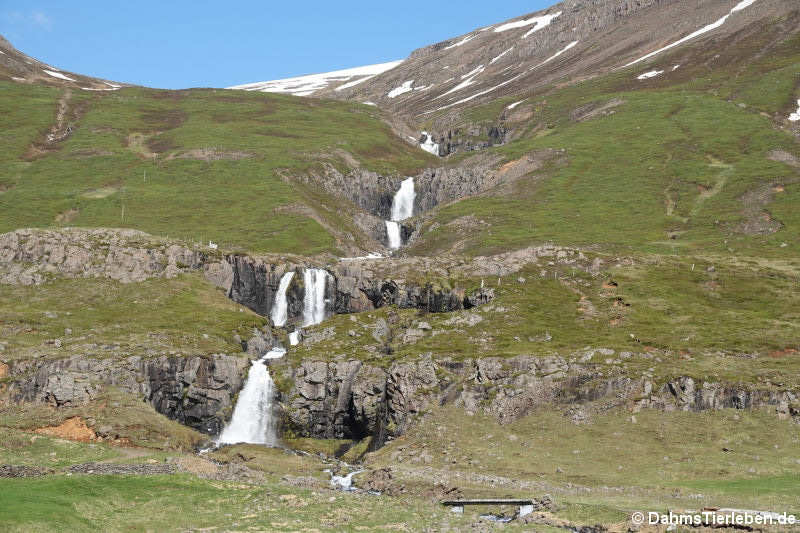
270,271,294,327
302,268,331,327
385,177,415,250
216,347,286,446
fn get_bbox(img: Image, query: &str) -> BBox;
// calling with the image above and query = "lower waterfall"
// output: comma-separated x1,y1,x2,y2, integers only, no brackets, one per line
270,271,294,327
216,347,285,446
302,268,331,327
385,221,401,250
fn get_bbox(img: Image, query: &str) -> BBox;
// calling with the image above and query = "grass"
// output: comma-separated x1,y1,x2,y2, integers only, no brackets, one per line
0,388,206,450
0,273,264,360
0,84,434,255
411,32,800,260
366,405,800,516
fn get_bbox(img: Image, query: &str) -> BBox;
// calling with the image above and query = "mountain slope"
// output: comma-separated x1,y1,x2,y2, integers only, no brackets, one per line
0,35,126,91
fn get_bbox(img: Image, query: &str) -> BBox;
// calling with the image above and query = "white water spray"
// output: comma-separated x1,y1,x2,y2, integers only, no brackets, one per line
216,347,286,446
385,177,415,250
302,268,331,327
270,271,294,327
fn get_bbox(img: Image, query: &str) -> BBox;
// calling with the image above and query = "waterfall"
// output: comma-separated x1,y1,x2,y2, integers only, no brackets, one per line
270,271,294,327
386,177,415,250
216,347,285,446
391,177,415,221
302,268,331,327
385,221,401,250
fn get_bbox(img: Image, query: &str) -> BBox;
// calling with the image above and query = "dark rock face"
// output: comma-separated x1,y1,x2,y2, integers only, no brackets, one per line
6,354,249,435
225,256,492,319
277,355,800,440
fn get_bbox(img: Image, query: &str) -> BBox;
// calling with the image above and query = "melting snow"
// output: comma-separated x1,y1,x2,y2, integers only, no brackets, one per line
624,0,759,67
490,47,514,64
388,80,414,98
436,65,485,99
637,70,664,80
229,60,402,96
435,74,523,111
507,100,525,110
43,69,75,82
672,64,681,71
0,50,5,55
444,35,475,50
341,252,384,260
789,100,800,122
363,101,377,106
535,40,578,68
335,74,376,91
494,11,561,34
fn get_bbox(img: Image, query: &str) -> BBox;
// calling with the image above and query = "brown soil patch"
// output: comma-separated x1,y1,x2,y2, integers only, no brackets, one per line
602,280,618,289
0,362,8,378
773,184,785,193
35,417,97,442
70,149,114,158
768,348,798,359
55,208,79,223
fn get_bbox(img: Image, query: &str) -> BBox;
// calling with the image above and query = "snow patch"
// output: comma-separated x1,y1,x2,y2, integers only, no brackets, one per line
436,65,485,99
229,60,402,96
363,101,377,106
341,252,384,261
490,47,514,65
637,70,664,80
289,331,300,346
435,74,523,111
43,69,75,82
624,0,759,67
789,100,800,122
494,11,561,34
507,100,526,110
443,35,475,50
388,80,414,98
11,77,25,82
335,74,376,91
672,64,681,71
535,40,578,68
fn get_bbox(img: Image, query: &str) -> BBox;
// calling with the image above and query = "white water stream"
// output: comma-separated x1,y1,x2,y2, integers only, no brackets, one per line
216,347,286,446
270,272,295,327
302,268,332,327
385,177,415,250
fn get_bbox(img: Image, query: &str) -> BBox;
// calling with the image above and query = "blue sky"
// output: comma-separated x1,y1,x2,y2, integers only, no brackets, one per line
1,1,553,89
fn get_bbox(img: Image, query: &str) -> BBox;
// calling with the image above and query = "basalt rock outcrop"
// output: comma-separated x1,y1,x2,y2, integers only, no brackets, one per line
4,353,249,435
275,353,800,440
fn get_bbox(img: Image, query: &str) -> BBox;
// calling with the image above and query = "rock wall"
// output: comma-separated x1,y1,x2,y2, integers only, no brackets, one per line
224,255,493,322
276,354,800,440
4,354,249,435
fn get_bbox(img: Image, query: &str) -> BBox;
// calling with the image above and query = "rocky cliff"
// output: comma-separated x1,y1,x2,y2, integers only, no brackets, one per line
274,353,800,441
4,353,249,435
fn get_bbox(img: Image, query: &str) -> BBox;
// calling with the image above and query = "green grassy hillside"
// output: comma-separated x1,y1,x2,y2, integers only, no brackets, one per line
0,83,433,255
411,33,800,258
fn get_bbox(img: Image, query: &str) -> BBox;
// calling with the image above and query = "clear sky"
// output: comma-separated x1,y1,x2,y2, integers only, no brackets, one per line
1,1,554,89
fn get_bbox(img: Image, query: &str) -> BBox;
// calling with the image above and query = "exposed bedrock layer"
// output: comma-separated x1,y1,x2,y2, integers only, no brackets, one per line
4,354,249,435
276,354,800,440
6,352,796,442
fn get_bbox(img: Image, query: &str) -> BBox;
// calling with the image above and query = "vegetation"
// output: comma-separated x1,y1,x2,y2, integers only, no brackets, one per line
0,83,433,255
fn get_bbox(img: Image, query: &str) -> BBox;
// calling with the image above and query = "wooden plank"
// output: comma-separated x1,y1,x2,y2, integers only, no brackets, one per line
441,499,533,506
